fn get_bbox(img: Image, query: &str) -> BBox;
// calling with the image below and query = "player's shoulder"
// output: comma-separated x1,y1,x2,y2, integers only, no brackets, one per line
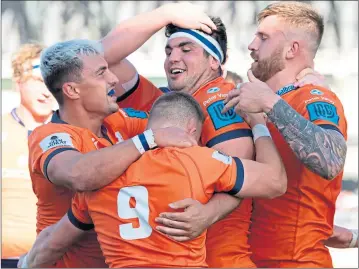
28,122,82,152
177,146,233,164
197,78,233,102
118,108,149,119
294,84,340,103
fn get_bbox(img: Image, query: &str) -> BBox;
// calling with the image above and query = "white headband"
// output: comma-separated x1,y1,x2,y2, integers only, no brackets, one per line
168,29,224,64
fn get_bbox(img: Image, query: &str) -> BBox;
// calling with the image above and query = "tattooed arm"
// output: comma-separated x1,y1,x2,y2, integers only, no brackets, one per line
266,99,347,180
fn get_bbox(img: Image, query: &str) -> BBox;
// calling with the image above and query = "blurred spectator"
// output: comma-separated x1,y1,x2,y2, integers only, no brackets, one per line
1,43,56,268
223,69,243,86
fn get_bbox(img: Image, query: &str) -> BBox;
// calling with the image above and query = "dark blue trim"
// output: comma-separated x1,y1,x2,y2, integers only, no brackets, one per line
1,259,19,268
159,87,171,93
43,147,79,183
67,208,94,231
177,28,223,63
51,110,68,124
101,125,113,145
139,133,150,151
318,124,343,136
11,108,25,127
116,75,141,103
206,129,253,147
227,157,244,195
32,64,40,69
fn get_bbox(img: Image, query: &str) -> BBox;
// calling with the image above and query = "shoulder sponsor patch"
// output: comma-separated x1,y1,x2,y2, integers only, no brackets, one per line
310,89,324,95
212,150,232,165
39,132,74,152
207,87,220,94
122,108,148,119
207,100,244,130
306,101,339,125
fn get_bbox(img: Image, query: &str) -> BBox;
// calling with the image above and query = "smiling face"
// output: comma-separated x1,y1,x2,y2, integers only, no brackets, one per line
164,37,217,93
248,16,287,82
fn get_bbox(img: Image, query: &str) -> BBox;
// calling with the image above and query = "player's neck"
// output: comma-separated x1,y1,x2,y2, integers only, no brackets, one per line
16,104,51,130
58,104,106,137
188,72,219,95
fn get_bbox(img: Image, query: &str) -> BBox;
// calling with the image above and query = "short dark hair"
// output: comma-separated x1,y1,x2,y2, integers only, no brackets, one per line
149,92,205,125
165,16,228,64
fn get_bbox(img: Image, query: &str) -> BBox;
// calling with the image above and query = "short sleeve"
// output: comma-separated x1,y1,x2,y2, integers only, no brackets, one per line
200,91,252,147
104,108,148,144
191,147,244,196
117,75,163,112
68,193,94,230
291,85,347,139
28,125,82,182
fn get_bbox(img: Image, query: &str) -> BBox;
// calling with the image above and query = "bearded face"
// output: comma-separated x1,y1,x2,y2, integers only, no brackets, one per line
251,45,285,82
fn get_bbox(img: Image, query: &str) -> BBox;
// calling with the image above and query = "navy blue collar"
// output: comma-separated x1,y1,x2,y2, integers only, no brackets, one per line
51,110,112,144
275,84,299,97
50,110,67,124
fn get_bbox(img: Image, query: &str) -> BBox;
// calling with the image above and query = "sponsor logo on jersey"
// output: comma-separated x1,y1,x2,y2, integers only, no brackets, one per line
39,132,74,152
310,89,324,95
212,150,232,165
207,87,220,94
307,101,339,125
207,100,244,130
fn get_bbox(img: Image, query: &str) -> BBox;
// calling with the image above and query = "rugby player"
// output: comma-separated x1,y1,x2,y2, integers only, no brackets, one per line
18,92,287,268
2,43,56,268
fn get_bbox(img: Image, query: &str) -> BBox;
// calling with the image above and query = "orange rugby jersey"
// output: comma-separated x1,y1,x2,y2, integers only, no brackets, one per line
69,146,245,268
117,74,255,267
249,84,348,268
28,109,147,268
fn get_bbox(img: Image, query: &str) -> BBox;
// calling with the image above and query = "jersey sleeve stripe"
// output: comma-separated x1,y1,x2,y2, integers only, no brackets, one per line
116,74,141,103
206,129,253,147
227,157,245,195
318,124,343,136
67,208,94,231
43,147,79,183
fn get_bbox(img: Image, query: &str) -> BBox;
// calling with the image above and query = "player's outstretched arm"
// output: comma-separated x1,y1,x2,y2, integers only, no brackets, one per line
324,225,358,248
232,112,287,198
18,215,85,268
45,127,197,192
101,2,216,67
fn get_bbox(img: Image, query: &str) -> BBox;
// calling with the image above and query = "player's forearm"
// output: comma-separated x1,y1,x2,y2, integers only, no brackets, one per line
254,136,287,197
324,226,358,248
26,226,63,268
69,139,140,191
101,5,171,66
203,193,241,225
266,99,347,180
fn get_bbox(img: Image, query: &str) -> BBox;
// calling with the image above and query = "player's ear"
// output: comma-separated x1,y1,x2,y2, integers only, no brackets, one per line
286,41,299,60
187,117,201,141
62,82,80,100
210,57,221,71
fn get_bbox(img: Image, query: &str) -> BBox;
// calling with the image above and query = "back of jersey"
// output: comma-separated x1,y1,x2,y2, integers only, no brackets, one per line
86,146,239,268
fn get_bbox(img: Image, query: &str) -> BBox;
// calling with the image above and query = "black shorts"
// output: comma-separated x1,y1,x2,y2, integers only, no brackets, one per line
1,259,19,268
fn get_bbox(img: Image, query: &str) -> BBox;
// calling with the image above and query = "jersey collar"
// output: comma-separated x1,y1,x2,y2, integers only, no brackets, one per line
193,76,224,96
51,110,112,144
275,83,299,97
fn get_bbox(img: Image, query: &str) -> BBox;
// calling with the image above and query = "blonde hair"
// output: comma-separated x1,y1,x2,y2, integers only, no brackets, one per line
258,1,324,55
11,43,45,83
